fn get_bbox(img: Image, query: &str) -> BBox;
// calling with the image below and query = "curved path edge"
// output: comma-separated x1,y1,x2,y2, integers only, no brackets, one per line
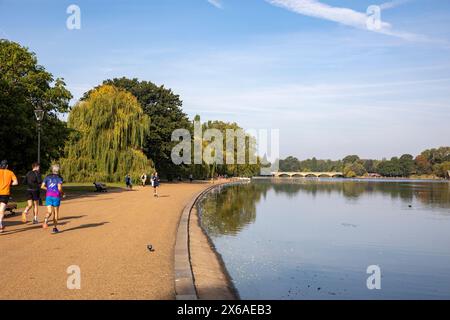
174,180,246,300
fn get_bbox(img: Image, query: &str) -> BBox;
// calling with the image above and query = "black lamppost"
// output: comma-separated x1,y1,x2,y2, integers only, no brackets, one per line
34,107,45,164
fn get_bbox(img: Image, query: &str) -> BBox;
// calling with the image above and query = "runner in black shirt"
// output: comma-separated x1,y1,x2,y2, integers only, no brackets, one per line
22,162,42,224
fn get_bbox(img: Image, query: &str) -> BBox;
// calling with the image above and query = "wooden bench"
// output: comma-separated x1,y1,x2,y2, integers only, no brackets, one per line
5,202,17,217
93,182,107,192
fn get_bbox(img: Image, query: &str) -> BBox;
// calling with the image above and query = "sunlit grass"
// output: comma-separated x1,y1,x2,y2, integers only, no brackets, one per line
9,182,125,209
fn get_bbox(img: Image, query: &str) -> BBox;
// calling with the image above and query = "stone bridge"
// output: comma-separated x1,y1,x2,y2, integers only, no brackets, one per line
272,172,344,178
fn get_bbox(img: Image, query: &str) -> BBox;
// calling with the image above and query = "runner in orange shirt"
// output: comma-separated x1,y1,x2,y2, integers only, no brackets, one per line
0,160,19,233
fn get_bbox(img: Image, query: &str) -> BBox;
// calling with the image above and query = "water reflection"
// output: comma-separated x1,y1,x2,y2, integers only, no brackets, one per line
198,179,450,299
200,179,450,237
199,183,265,236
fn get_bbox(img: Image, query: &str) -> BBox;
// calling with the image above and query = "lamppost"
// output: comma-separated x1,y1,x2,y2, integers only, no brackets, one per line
34,107,45,164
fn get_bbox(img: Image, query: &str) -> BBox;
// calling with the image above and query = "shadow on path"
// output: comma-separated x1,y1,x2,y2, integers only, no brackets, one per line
61,222,109,233
1,221,70,235
3,215,86,228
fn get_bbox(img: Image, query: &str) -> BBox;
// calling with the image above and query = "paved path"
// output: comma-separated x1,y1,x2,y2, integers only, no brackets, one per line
0,182,210,299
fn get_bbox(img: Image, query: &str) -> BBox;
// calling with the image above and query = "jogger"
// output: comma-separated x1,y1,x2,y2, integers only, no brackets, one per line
22,162,42,224
151,172,160,197
0,160,18,233
125,174,132,190
140,173,147,187
41,164,64,234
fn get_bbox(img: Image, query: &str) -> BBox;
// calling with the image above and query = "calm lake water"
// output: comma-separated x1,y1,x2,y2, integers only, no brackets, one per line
198,179,450,300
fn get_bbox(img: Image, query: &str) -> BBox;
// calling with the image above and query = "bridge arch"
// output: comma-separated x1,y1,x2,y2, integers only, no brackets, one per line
272,172,344,178
291,173,304,178
304,173,318,178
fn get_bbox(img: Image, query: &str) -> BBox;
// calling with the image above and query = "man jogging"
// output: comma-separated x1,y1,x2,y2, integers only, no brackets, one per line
22,162,42,224
125,174,132,190
0,160,18,233
41,164,64,234
151,172,160,197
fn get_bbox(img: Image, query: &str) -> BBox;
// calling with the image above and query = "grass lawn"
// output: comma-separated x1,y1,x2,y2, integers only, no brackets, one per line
9,182,125,209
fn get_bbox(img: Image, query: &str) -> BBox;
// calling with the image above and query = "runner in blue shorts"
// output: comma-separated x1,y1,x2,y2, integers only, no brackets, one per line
41,164,64,234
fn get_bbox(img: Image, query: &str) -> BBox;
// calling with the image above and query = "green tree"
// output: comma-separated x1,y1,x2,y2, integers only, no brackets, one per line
343,166,357,178
60,85,152,182
342,155,360,164
421,147,450,165
363,159,376,173
279,156,301,171
0,39,72,172
343,162,366,177
433,162,450,178
399,154,415,176
196,119,261,178
376,157,403,177
83,77,190,179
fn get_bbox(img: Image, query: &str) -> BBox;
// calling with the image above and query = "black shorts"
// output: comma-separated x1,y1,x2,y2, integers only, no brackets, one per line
0,195,9,204
26,190,40,201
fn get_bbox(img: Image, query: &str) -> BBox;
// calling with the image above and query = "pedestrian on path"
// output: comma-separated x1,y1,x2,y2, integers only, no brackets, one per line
0,160,18,233
140,173,147,187
151,172,160,197
41,164,64,234
22,162,42,224
125,174,132,190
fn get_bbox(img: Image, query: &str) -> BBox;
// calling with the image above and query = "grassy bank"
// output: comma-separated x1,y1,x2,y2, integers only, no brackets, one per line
9,182,125,209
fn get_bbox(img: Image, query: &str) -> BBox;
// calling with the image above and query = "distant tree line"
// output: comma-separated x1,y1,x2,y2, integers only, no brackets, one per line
279,147,450,178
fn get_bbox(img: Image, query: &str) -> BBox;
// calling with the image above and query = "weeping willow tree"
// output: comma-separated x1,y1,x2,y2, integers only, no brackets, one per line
60,85,153,182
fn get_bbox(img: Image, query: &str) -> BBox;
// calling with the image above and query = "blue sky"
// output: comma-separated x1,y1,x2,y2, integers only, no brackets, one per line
1,0,449,159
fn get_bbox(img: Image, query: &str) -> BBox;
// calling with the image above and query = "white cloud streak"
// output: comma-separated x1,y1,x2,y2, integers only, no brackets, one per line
379,0,411,10
266,0,425,42
207,0,223,9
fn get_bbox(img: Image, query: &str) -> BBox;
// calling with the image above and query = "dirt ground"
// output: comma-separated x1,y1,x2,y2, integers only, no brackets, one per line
0,182,210,300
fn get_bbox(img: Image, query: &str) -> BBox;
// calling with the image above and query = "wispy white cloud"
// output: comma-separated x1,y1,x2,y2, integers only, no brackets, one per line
207,0,223,9
379,0,411,10
266,0,425,42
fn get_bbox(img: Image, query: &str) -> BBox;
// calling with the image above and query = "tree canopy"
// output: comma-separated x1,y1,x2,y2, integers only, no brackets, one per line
192,119,261,179
82,77,190,178
0,39,72,172
59,85,152,182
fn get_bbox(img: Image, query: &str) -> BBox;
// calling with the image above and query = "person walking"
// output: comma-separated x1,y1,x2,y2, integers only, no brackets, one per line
41,164,64,234
0,160,18,233
151,172,160,197
140,173,147,187
125,174,132,190
189,173,193,183
22,162,42,224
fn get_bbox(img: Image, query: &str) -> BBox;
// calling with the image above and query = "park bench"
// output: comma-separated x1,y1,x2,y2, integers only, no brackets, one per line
5,201,17,217
93,182,107,192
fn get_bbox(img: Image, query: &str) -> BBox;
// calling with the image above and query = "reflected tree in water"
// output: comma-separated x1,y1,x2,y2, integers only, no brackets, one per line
200,180,450,238
200,183,271,236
